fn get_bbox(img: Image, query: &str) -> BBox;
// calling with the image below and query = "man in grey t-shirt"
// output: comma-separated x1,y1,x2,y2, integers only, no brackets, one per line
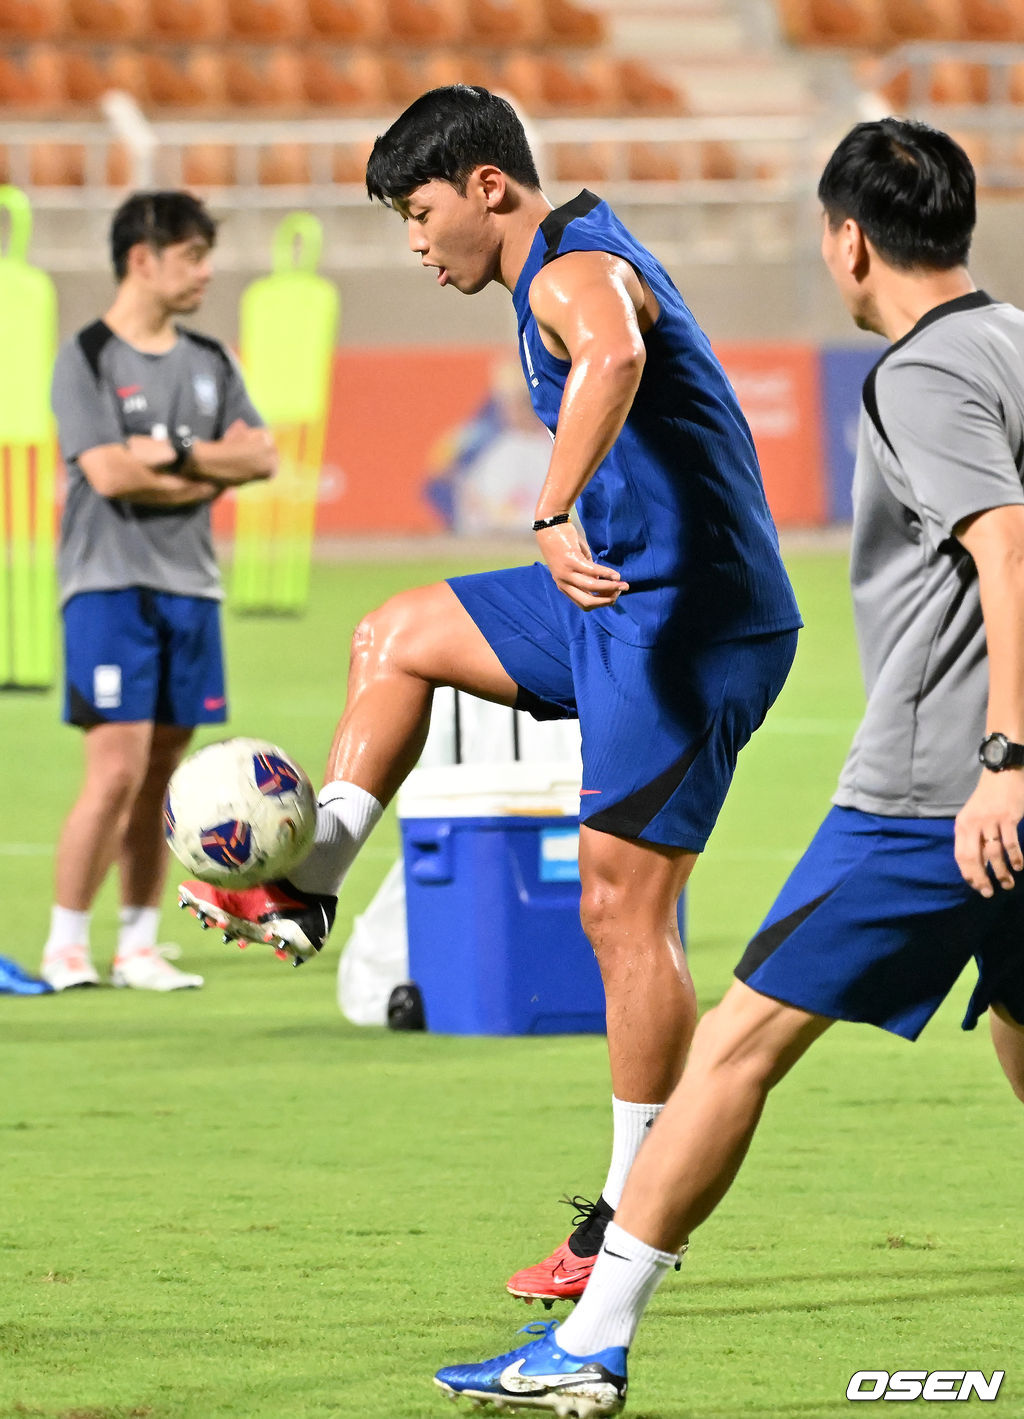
427,120,1024,1413
39,191,277,993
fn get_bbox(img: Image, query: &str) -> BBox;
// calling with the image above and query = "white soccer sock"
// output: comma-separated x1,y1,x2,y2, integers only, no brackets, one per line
43,906,92,958
601,1097,665,1209
287,781,383,897
554,1221,676,1356
116,905,160,958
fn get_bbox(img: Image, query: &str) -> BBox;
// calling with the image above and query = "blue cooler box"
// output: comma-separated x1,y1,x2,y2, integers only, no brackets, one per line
398,763,605,1036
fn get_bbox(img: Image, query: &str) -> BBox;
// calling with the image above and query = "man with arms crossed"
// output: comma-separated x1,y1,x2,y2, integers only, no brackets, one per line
431,117,1024,1416
179,86,800,1295
40,191,276,993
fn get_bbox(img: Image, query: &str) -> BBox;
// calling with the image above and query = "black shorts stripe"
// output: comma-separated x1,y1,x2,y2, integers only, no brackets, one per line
734,887,836,981
584,724,713,840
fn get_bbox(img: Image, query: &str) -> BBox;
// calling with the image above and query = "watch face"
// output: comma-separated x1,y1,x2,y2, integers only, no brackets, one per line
981,734,1008,769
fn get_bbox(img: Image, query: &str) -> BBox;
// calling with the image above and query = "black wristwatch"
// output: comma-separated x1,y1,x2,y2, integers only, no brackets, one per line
978,732,1024,771
168,430,195,472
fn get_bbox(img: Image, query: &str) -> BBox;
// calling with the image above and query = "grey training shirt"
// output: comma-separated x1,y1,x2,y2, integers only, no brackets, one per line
53,320,262,605
835,291,1024,816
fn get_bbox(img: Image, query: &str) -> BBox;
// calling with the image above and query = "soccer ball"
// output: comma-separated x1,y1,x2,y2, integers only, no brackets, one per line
164,737,317,888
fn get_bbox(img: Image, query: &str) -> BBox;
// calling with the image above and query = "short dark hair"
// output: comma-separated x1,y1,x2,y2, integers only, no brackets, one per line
818,118,975,270
110,190,217,280
366,85,541,206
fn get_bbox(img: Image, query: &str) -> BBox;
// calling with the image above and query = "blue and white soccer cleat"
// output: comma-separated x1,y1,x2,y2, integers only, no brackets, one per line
434,1320,627,1416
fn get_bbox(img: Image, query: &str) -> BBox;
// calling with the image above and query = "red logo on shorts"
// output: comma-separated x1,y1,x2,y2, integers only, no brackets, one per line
204,696,226,710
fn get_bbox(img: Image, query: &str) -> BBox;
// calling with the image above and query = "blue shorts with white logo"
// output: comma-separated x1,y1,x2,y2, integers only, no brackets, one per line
448,562,797,850
63,588,227,729
735,805,1024,1039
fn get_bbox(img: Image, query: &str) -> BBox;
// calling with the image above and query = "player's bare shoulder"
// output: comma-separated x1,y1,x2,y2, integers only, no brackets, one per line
528,252,653,359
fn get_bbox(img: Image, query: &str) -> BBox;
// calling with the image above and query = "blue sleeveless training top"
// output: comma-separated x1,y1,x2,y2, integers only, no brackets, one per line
512,191,801,647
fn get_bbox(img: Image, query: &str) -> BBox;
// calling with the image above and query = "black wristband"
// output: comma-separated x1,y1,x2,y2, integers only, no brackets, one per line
168,431,195,473
532,513,571,532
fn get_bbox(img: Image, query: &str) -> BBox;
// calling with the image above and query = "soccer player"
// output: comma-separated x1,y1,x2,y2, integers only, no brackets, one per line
430,117,1024,1415
39,192,277,993
180,86,800,1295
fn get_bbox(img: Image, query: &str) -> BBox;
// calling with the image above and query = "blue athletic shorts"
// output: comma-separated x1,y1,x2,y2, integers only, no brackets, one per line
63,588,227,729
735,805,1024,1040
448,562,797,850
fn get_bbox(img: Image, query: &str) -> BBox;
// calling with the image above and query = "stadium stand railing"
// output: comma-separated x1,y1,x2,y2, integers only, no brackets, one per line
0,107,819,270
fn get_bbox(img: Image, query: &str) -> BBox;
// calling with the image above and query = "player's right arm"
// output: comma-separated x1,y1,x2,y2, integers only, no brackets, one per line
953,504,1024,895
528,250,650,609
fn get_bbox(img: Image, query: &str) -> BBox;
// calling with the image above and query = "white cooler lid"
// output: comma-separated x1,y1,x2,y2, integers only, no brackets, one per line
397,761,583,819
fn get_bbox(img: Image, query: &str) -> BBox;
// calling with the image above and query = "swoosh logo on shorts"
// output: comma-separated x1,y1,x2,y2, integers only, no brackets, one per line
580,789,602,795
204,696,226,710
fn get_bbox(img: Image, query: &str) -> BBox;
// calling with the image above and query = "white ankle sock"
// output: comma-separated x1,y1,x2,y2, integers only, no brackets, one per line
554,1221,676,1355
287,781,383,896
43,906,92,958
117,905,160,958
601,1097,665,1209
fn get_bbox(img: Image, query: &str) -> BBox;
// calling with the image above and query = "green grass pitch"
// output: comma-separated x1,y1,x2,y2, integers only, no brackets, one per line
1,547,1021,1418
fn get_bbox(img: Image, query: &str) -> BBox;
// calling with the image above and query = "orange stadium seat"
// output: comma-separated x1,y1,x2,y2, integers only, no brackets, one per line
307,0,384,42
465,0,546,46
384,0,465,46
149,0,229,41
332,137,375,183
63,46,146,105
140,49,227,110
551,142,614,184
927,56,989,101
29,142,87,185
383,50,499,105
66,0,145,40
945,127,991,180
301,49,389,108
0,0,65,39
609,57,687,114
419,49,498,91
181,143,238,186
959,0,1024,39
0,46,65,111
699,140,741,180
223,47,306,108
776,0,885,45
627,142,683,181
1009,62,1024,103
879,55,988,106
105,140,133,185
883,0,960,39
541,0,606,46
258,142,312,184
379,52,442,105
499,53,617,114
226,0,307,41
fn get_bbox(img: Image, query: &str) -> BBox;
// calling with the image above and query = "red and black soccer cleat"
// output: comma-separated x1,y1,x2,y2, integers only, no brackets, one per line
178,878,336,965
506,1195,615,1309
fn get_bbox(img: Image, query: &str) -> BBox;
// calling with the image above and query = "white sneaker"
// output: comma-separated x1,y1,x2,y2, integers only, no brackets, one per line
110,944,204,992
40,946,101,992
